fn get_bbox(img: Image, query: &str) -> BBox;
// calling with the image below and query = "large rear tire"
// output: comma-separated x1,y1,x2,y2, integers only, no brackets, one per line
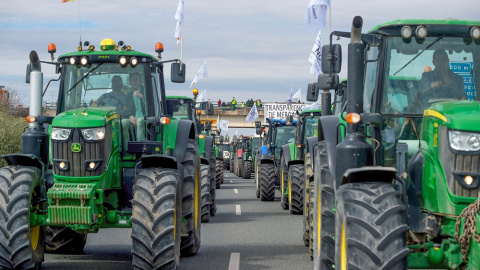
0,166,45,270
243,160,252,179
200,164,211,223
255,158,260,198
180,139,201,256
45,227,87,254
335,182,408,270
260,163,275,201
215,159,222,189
209,150,217,217
313,142,335,268
131,168,182,270
288,164,304,215
280,156,288,210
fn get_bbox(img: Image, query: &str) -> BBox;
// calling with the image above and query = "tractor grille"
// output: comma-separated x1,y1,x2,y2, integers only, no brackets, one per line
52,127,111,177
439,126,480,198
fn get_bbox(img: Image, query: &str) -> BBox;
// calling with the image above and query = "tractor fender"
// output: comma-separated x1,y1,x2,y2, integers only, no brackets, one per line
306,136,318,173
140,154,178,170
174,119,196,164
2,153,45,171
340,166,397,186
318,115,340,177
200,157,209,165
281,145,291,166
204,136,214,161
258,152,274,165
287,159,304,167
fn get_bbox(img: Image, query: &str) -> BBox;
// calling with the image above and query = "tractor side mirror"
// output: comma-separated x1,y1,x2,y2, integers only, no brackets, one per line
306,83,318,102
204,121,212,131
317,74,339,90
171,63,186,83
206,102,214,115
255,121,262,135
165,99,180,116
321,44,342,74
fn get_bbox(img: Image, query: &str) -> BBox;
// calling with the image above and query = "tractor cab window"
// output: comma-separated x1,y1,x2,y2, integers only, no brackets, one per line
60,63,150,118
252,137,261,152
172,100,192,119
274,126,296,149
381,36,478,115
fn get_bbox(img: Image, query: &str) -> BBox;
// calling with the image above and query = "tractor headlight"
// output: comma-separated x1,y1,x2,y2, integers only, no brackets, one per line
81,127,105,141
449,130,480,152
51,128,72,141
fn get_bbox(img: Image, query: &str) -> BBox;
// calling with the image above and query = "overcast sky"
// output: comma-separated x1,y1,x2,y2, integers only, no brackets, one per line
1,0,479,107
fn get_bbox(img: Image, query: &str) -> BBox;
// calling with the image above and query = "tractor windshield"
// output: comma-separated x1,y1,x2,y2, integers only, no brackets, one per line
172,100,192,119
275,126,296,148
252,137,261,151
58,63,155,116
378,36,479,115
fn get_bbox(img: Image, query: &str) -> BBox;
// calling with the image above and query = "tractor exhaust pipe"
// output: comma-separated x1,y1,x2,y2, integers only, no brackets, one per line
28,50,43,127
347,16,364,133
334,16,373,183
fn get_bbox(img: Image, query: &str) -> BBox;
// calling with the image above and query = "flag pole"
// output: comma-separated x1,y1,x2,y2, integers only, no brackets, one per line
180,26,183,72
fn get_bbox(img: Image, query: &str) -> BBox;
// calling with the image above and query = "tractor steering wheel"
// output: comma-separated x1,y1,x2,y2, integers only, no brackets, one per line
420,85,458,106
99,95,124,111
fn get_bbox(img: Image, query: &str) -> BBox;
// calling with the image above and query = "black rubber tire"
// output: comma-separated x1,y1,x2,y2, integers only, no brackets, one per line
303,153,312,247
313,142,335,268
0,166,45,270
237,158,243,178
200,164,211,223
220,160,224,184
131,168,182,270
288,164,304,215
234,156,239,176
45,227,87,254
255,158,260,198
209,150,217,217
230,158,234,173
260,163,275,201
280,156,289,210
215,160,222,189
180,139,201,256
335,182,408,270
243,161,252,179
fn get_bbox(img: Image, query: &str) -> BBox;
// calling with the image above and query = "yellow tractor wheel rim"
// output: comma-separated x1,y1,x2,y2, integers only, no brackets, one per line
341,222,347,270
288,175,292,204
31,226,40,251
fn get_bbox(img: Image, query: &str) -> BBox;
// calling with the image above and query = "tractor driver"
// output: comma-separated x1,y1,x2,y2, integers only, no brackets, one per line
419,49,465,105
122,72,146,150
92,75,132,118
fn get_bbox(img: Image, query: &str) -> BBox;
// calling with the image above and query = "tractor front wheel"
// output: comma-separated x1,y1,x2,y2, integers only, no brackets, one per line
131,168,182,270
0,166,46,270
243,160,252,179
335,182,408,270
200,164,211,223
288,164,304,215
259,163,275,201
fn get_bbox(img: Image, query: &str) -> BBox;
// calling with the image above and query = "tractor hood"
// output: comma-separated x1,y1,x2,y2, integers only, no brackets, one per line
52,107,117,128
427,101,480,132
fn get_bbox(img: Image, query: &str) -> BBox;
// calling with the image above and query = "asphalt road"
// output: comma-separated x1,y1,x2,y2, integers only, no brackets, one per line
42,170,313,270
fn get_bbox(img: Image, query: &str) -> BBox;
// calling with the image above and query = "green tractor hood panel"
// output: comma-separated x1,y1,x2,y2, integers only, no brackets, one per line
53,107,117,128
427,101,480,131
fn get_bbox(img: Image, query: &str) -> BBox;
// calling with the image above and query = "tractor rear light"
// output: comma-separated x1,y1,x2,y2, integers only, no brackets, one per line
415,25,427,38
346,113,361,124
199,134,205,139
69,57,76,65
401,26,412,39
160,117,170,125
471,27,480,39
464,175,474,186
80,57,88,66
26,115,36,123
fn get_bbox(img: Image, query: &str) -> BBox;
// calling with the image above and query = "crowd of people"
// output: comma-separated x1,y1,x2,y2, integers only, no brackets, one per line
216,97,262,111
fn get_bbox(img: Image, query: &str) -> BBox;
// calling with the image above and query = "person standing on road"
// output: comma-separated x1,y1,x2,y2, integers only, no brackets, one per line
231,97,238,111
218,99,222,106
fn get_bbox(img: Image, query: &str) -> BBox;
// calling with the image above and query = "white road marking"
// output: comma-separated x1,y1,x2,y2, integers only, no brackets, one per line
230,180,233,184
228,252,240,270
234,188,238,194
236,205,241,215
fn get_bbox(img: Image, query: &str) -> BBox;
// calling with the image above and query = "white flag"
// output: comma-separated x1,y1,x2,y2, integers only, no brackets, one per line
292,88,301,102
304,0,329,33
190,60,208,88
302,102,319,111
220,120,229,131
174,0,184,44
286,86,294,107
308,30,322,76
196,89,207,103
246,105,259,123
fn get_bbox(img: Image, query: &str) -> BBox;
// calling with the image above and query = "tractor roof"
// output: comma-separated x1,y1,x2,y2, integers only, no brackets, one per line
166,95,194,101
368,19,480,36
300,109,322,116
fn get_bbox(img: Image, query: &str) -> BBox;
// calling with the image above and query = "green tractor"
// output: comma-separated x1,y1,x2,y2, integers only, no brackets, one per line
166,95,217,222
310,16,480,269
236,135,254,179
213,134,225,188
0,39,202,270
255,117,297,201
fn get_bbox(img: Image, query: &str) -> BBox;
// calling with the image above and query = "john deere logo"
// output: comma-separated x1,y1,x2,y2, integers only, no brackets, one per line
71,143,82,153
